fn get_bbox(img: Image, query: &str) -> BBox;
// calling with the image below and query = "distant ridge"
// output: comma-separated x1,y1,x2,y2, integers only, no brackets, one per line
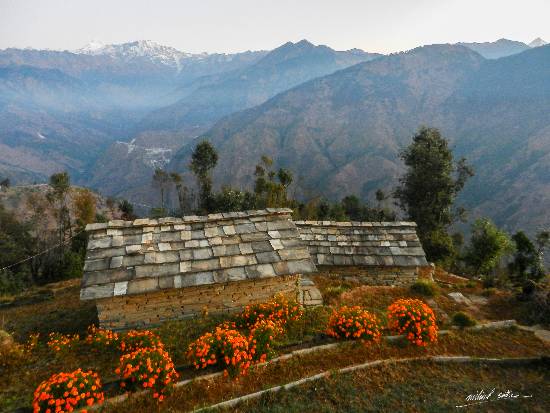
529,37,547,48
459,38,530,59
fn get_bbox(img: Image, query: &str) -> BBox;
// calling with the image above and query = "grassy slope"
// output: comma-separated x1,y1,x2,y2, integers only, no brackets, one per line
1,275,548,412
226,360,550,413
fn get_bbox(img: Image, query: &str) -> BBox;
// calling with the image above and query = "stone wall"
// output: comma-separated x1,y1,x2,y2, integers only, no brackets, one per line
316,265,418,286
97,275,300,330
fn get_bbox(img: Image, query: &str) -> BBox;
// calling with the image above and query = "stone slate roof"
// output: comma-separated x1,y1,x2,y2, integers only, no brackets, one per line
294,221,428,267
81,209,316,301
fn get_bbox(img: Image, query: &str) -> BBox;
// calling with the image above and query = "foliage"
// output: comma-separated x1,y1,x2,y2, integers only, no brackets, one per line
237,294,303,330
190,140,218,213
115,347,178,401
117,199,136,220
0,202,34,293
387,298,438,346
47,332,80,353
187,323,253,377
248,319,284,362
85,325,119,351
463,218,513,276
394,127,473,263
119,330,164,353
211,187,257,213
451,311,477,328
152,168,170,213
409,280,437,297
508,231,545,284
32,369,104,412
254,155,293,208
326,306,382,343
73,189,96,228
296,195,395,222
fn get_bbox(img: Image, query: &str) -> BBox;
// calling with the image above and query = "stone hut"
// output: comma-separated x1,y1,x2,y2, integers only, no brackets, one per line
80,209,316,330
294,221,428,285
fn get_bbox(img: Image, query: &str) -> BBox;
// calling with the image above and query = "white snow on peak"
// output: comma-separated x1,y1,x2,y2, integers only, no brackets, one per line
529,37,547,48
78,40,106,53
74,40,196,70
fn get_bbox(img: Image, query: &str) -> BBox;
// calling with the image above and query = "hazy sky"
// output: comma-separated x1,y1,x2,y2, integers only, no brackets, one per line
1,0,549,53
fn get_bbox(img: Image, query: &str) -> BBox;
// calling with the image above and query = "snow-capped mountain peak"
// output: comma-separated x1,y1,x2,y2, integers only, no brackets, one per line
528,37,547,48
77,39,106,53
74,40,194,70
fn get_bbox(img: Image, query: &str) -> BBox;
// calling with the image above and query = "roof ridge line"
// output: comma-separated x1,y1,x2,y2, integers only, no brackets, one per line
85,208,294,231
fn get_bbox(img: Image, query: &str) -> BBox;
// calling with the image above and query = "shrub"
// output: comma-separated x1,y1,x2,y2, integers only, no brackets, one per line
237,294,303,330
47,332,80,353
33,369,104,412
451,311,477,328
326,306,382,343
387,299,438,346
410,280,437,297
115,347,178,401
248,319,284,362
85,325,119,351
119,330,163,353
482,287,497,297
187,324,252,377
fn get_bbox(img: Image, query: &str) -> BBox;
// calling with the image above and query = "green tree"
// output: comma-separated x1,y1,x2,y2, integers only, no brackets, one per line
254,156,293,208
0,202,34,292
394,127,473,263
508,231,545,283
47,172,72,264
190,141,218,213
118,199,136,221
170,172,189,216
152,168,170,214
463,218,513,276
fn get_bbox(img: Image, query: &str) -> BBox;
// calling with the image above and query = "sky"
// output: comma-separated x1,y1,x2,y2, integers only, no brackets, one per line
0,0,549,54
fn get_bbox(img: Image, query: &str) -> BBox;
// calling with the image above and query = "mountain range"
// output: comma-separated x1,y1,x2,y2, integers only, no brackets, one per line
0,37,548,237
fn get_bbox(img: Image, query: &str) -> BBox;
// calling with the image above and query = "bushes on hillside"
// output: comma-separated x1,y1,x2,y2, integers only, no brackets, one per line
387,299,438,346
33,369,104,412
451,311,477,328
410,280,437,297
326,306,381,343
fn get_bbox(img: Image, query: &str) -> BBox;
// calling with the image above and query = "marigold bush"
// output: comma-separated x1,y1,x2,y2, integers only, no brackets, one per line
187,324,253,377
47,332,80,353
248,319,284,362
237,294,303,329
387,298,438,346
326,306,382,343
86,325,119,351
119,330,163,353
32,369,103,413
115,347,178,401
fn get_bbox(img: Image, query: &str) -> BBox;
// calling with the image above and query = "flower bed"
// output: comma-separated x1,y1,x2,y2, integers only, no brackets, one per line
33,369,103,412
47,332,80,353
326,306,382,343
115,347,178,401
187,324,253,377
119,330,163,353
237,295,303,330
248,319,284,362
387,298,438,346
85,325,119,351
